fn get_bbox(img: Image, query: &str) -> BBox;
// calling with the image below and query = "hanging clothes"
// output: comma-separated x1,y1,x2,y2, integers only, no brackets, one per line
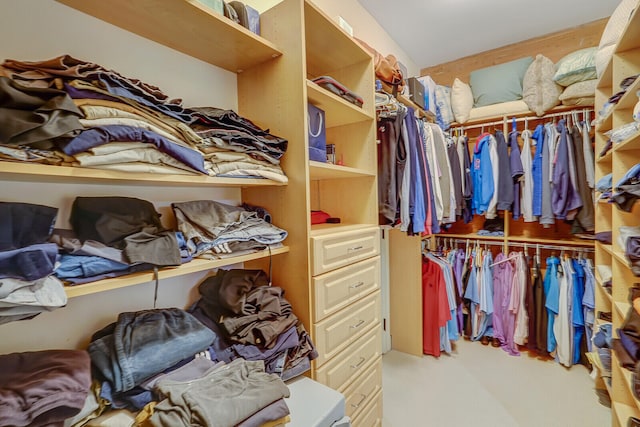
512,252,529,346
421,255,452,357
544,256,560,354
471,134,494,216
495,130,514,212
570,124,595,232
508,129,524,221
531,124,545,218
532,254,548,355
492,252,519,355
520,130,535,222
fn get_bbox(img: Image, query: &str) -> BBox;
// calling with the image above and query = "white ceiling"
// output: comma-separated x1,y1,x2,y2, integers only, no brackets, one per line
356,0,620,69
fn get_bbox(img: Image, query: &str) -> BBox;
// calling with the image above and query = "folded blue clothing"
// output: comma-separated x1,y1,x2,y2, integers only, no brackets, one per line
60,125,206,174
0,243,58,281
55,254,130,279
596,173,613,193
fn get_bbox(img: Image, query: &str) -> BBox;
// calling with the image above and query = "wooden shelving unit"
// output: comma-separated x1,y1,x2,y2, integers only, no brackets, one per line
595,6,640,425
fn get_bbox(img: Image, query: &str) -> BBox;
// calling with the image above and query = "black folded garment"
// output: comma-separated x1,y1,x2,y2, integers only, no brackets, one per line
627,238,640,276
0,202,57,251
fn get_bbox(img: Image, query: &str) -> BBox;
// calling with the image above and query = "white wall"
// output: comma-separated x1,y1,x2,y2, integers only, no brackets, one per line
0,0,240,353
248,0,419,76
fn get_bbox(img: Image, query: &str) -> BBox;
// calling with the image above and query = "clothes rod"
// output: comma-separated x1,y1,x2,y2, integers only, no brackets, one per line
434,237,595,253
452,108,594,132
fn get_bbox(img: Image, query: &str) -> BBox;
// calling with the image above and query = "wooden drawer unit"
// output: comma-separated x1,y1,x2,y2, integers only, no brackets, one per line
341,357,382,419
313,256,380,322
311,226,380,275
351,389,383,427
313,290,381,366
314,325,381,390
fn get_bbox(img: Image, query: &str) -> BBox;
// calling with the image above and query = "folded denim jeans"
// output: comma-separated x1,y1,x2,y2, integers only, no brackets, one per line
88,308,215,393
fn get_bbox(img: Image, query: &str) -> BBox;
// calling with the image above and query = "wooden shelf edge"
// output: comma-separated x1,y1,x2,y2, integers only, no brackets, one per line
615,301,631,319
597,150,613,164
614,130,640,152
0,161,286,187
310,223,376,237
616,77,640,111
306,80,374,123
598,242,614,256
65,246,290,298
56,0,282,73
309,161,375,180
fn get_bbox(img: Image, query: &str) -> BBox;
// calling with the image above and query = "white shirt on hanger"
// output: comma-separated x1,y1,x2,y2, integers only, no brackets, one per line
485,134,500,219
520,129,535,222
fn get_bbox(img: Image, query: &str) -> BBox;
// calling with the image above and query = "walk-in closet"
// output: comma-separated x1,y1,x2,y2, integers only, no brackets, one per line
0,1,637,426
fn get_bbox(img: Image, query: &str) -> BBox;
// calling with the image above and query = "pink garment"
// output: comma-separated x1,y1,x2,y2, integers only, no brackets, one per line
493,253,519,356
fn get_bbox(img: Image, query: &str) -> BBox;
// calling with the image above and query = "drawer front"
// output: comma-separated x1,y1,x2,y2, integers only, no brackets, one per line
351,389,383,427
313,256,380,322
314,326,381,390
341,358,382,419
313,291,381,366
311,227,380,275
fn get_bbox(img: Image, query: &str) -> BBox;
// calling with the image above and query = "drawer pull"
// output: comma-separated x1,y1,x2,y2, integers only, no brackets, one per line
350,319,365,329
349,281,365,289
350,356,366,369
348,245,364,252
351,393,368,409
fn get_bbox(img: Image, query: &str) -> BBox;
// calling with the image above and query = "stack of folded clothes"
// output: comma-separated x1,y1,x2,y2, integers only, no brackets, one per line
0,55,288,182
52,196,190,284
172,200,287,258
84,306,294,426
596,173,612,201
0,202,67,324
592,322,612,386
614,287,640,372
189,269,318,381
0,349,92,427
618,226,640,277
612,163,640,212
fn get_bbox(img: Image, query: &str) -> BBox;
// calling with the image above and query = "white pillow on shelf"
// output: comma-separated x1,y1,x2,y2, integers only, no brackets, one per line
522,54,562,116
451,78,473,124
559,79,598,101
596,0,637,77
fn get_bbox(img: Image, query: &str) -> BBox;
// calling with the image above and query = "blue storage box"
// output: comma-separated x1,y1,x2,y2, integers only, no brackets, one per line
308,102,326,162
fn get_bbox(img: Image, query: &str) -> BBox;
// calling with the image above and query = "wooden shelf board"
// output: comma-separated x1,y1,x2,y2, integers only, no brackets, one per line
597,149,613,164
307,80,374,127
615,301,631,319
598,198,612,205
65,246,290,298
597,60,613,90
619,360,640,411
614,130,640,152
617,5,640,53
598,242,614,256
600,109,613,132
304,0,371,76
309,161,375,180
450,105,581,128
56,0,282,73
396,94,435,121
596,276,613,305
612,248,629,267
614,401,640,427
0,161,286,187
617,77,640,111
